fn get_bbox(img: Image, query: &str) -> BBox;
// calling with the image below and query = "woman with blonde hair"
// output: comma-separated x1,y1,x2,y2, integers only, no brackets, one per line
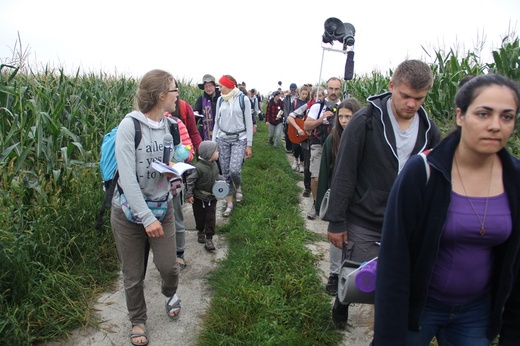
111,69,182,346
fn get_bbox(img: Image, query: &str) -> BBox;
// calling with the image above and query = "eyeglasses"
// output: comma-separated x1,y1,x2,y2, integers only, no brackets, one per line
168,88,179,93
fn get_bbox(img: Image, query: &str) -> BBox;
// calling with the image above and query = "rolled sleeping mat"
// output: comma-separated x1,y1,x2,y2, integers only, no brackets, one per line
212,181,230,200
337,257,377,305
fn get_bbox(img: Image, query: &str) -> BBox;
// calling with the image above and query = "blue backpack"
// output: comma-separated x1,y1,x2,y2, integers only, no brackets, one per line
95,117,179,229
96,118,142,229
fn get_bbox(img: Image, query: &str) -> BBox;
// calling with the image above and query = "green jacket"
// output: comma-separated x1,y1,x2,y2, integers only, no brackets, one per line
316,134,333,216
186,159,220,201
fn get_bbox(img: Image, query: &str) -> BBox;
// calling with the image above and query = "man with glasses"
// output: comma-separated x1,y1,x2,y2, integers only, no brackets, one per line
193,74,221,141
304,77,342,220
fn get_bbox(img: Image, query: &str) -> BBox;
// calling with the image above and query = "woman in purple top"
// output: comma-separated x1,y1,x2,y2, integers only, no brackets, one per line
373,74,520,346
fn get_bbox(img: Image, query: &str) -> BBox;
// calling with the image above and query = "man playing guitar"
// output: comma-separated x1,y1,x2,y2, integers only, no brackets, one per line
287,86,323,197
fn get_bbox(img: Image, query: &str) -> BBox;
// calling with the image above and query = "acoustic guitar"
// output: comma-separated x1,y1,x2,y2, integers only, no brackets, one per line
287,117,310,144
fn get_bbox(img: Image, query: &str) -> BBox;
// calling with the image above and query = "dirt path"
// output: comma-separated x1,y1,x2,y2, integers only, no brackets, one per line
291,155,374,345
43,154,374,346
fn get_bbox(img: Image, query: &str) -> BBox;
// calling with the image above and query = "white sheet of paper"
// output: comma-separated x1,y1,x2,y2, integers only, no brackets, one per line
151,160,195,176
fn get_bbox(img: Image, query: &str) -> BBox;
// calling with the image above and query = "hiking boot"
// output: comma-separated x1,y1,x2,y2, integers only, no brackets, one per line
303,189,311,197
307,204,316,220
197,232,205,244
325,274,339,295
205,239,216,251
332,296,349,329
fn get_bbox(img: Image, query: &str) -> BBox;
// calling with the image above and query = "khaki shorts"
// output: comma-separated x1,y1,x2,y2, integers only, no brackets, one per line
309,144,323,178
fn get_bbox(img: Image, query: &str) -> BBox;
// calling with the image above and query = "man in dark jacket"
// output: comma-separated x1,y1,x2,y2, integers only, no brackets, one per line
323,59,441,328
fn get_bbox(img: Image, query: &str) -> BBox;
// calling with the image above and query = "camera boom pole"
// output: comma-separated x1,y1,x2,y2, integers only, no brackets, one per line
316,44,352,101
316,47,326,102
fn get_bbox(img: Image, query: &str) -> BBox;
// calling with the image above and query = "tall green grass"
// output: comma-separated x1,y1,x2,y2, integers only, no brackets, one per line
0,33,518,344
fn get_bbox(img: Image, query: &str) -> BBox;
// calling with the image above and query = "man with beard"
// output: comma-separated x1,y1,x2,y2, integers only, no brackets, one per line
304,77,343,220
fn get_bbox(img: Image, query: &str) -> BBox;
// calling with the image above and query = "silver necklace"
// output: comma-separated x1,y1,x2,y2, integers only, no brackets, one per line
454,155,494,236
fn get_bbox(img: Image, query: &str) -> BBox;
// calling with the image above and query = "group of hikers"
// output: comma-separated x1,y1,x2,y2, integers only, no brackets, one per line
110,63,520,346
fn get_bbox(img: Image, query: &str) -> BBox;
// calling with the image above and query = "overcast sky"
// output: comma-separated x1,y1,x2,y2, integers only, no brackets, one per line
1,0,519,95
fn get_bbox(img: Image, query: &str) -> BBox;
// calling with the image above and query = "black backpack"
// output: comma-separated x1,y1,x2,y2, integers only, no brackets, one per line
311,100,335,145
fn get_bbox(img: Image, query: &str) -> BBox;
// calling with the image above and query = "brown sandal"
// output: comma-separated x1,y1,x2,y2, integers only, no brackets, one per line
130,323,149,346
165,294,181,320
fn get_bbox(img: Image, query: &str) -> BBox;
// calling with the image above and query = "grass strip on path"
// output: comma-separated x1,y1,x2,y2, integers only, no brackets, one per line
198,123,342,345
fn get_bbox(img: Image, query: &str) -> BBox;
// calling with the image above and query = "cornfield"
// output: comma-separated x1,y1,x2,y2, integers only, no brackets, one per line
0,33,518,344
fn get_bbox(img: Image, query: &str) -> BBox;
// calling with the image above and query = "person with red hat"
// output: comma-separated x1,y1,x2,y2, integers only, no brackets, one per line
212,75,253,217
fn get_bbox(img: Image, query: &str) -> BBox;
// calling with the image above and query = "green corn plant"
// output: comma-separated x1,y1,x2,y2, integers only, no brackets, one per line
425,48,487,134
488,35,520,81
346,70,391,103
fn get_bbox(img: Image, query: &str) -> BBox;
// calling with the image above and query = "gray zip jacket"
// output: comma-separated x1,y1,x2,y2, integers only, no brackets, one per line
212,92,253,146
112,111,174,227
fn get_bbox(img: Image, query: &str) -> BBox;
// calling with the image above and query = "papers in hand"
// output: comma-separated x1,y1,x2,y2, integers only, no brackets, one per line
151,160,195,176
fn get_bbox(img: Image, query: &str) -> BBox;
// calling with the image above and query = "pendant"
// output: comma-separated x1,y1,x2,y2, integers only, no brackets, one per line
480,226,486,236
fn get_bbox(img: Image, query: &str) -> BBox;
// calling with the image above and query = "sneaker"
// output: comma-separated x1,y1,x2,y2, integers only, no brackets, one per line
307,204,316,220
332,296,349,329
303,189,311,198
205,239,216,251
223,205,233,218
325,274,339,295
299,165,304,173
291,160,298,171
197,232,205,244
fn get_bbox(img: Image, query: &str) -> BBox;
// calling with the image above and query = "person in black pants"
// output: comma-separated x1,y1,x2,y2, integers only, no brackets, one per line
283,83,299,152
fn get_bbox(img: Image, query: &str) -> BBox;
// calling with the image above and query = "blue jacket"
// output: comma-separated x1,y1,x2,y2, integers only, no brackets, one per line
374,131,520,346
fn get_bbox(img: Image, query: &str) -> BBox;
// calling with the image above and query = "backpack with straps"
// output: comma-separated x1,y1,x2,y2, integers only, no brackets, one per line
311,100,334,145
95,117,179,229
217,92,247,136
178,99,189,125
